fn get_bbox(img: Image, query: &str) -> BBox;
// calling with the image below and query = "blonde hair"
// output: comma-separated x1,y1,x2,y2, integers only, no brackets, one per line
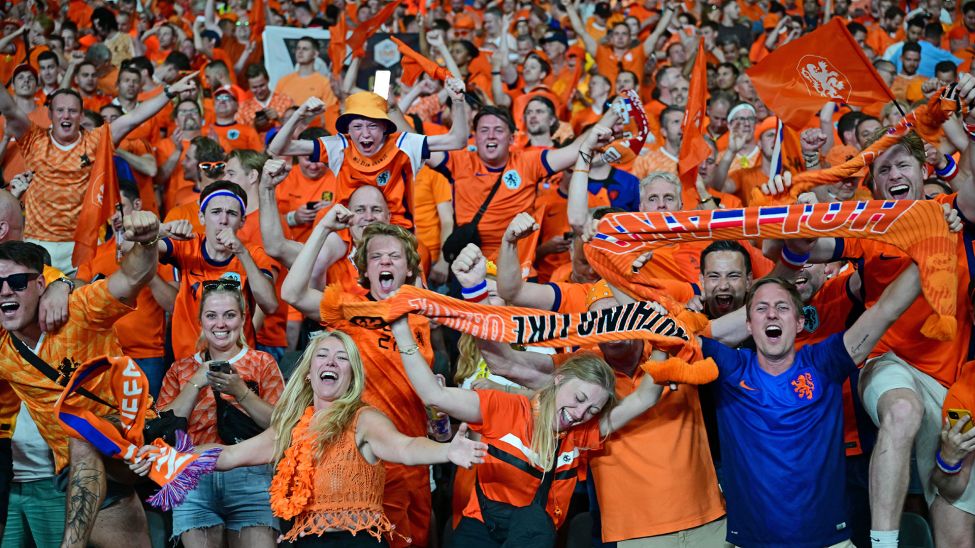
454,334,482,385
269,331,367,462
529,353,618,471
353,223,421,289
196,284,248,352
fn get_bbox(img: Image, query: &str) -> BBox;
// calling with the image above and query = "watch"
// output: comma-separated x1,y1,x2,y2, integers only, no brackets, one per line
164,85,176,99
54,276,75,293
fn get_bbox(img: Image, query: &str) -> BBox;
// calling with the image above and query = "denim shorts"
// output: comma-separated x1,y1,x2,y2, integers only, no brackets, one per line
171,463,277,538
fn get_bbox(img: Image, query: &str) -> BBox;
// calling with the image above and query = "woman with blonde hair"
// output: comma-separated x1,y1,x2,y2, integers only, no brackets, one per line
141,330,487,547
390,316,665,547
157,280,284,548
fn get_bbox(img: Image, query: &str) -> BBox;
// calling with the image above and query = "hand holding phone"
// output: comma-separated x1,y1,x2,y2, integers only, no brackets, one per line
948,409,974,433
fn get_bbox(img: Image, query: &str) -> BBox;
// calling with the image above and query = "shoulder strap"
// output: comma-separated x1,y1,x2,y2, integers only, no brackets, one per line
470,172,506,226
10,335,113,409
532,436,564,506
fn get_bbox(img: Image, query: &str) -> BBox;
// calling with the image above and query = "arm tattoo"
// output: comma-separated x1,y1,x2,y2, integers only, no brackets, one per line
63,462,105,548
850,333,870,357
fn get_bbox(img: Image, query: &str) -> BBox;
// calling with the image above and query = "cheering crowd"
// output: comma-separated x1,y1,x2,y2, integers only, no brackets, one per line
1,0,975,547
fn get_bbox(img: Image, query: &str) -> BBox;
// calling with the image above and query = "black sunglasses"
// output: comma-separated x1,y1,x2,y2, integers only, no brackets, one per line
202,279,241,291
0,272,40,292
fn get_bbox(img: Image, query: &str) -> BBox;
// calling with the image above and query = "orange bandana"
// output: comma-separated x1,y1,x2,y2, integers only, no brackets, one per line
55,356,220,511
585,200,957,341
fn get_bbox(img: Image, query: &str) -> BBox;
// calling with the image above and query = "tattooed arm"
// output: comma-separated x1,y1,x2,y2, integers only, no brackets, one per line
843,262,920,364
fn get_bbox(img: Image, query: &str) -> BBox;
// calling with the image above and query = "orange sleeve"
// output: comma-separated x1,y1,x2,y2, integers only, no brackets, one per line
43,264,66,285
944,362,975,418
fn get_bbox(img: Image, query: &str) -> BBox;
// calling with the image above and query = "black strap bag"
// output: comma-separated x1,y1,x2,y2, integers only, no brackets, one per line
441,173,504,263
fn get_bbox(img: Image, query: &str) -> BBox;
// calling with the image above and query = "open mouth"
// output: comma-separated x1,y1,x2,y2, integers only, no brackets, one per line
211,330,230,340
319,370,338,383
764,325,783,340
0,302,19,316
714,295,733,308
794,273,808,286
888,184,911,199
378,271,395,291
559,408,576,429
484,142,498,152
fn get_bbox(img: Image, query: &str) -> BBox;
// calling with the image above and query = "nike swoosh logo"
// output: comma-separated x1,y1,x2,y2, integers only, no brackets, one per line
739,380,757,391
878,254,901,261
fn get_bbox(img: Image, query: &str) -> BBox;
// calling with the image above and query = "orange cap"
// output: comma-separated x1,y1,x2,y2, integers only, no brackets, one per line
454,13,476,30
336,91,395,135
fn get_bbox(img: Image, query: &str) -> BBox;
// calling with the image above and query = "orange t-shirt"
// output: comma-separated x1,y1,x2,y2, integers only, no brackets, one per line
20,122,111,242
82,93,114,113
161,234,276,360
0,280,132,471
464,389,603,529
76,239,174,359
157,348,284,444
554,349,726,541
0,108,49,184
276,167,337,243
434,148,554,260
275,71,339,108
313,132,429,229
154,138,197,214
163,200,205,234
211,121,264,152
411,167,452,263
836,195,971,387
631,147,678,179
595,44,646,93
96,67,120,97
728,165,770,206
237,210,289,348
117,136,160,214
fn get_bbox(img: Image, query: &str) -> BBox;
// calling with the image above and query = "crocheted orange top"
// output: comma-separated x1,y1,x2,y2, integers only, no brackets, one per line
270,406,396,542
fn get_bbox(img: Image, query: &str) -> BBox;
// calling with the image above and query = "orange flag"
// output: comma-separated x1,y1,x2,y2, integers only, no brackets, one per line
678,38,710,190
328,15,347,78
347,0,403,58
72,126,119,267
391,36,449,86
746,18,894,130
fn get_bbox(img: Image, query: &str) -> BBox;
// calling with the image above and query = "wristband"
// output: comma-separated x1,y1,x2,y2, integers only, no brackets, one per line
780,246,810,270
286,211,298,226
935,154,958,180
461,279,489,302
936,449,964,474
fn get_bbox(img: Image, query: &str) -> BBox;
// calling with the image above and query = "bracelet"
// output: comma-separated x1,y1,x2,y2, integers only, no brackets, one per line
491,71,501,75
54,276,75,293
780,246,810,270
236,390,251,403
399,345,420,356
461,279,489,302
286,211,298,227
698,196,714,205
575,168,590,174
935,154,958,179
138,235,161,247
936,449,964,474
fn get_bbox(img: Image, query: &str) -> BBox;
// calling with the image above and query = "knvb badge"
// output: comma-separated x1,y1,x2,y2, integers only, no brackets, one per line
797,55,852,103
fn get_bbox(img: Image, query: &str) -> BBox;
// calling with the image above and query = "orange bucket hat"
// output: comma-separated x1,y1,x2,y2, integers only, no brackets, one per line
336,91,395,135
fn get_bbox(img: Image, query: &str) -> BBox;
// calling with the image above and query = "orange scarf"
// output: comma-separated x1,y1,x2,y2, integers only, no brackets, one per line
269,406,317,520
55,356,220,511
585,199,957,341
749,92,962,206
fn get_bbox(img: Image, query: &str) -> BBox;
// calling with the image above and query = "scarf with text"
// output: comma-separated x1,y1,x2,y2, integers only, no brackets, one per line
749,92,963,206
601,90,650,165
584,199,957,341
54,356,220,511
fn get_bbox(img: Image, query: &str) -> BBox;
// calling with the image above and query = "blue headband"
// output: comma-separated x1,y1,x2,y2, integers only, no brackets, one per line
199,190,245,215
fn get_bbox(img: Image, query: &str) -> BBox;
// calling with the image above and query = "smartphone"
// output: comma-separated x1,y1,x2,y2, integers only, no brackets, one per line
948,409,974,433
563,231,575,240
306,201,319,209
209,360,231,374
373,70,391,100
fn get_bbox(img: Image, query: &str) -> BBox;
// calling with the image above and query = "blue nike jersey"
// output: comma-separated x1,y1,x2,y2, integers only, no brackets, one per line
701,333,856,548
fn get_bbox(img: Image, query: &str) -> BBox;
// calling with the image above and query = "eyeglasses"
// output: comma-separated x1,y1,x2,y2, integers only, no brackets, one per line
198,161,226,174
214,95,235,103
235,21,249,27
0,272,40,292
202,279,241,291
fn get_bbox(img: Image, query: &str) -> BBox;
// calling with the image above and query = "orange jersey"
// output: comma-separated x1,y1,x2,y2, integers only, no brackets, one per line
411,167,452,263
161,234,276,360
0,108,49,185
312,132,429,229
464,389,603,529
20,122,111,242
275,71,338,108
276,168,337,243
0,281,131,471
76,239,174,359
82,93,113,113
319,287,433,438
210,121,264,152
631,147,678,179
237,210,289,348
154,138,198,214
835,195,971,387
236,92,295,127
157,348,284,444
433,148,555,260
595,45,646,93
163,201,205,234
117,136,160,214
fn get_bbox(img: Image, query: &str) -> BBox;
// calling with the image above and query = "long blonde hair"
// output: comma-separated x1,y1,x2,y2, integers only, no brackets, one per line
454,334,482,385
529,353,618,471
269,330,367,462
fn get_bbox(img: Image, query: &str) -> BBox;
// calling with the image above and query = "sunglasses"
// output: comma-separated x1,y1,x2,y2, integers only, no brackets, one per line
202,279,241,291
0,272,40,292
198,161,226,174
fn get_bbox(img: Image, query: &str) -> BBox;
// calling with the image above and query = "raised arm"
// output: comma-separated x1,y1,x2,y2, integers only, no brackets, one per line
566,1,597,57
425,78,468,155
0,77,29,140
358,409,486,468
389,316,483,424
601,349,667,436
267,98,323,157
843,262,920,364
107,212,161,306
257,159,303,264
642,3,677,57
494,216,558,309
568,126,611,231
280,205,353,320
111,72,198,146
